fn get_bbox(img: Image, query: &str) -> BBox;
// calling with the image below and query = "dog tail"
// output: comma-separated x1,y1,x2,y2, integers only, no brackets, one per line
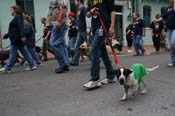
147,66,159,72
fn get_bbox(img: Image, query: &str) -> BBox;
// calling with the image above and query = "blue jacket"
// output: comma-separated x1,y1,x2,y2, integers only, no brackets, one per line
24,23,35,47
3,14,26,46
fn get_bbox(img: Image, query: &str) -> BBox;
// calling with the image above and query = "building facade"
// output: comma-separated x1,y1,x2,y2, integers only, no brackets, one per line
0,0,170,48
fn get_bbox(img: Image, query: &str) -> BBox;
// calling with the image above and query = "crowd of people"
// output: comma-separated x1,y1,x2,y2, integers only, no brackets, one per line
0,0,175,89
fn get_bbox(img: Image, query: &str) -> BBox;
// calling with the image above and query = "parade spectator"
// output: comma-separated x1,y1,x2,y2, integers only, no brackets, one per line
68,12,78,49
132,12,146,56
19,16,42,66
126,24,134,53
161,0,175,67
50,5,69,73
40,17,54,61
0,5,36,73
70,0,87,66
83,0,116,89
23,11,36,32
150,13,164,53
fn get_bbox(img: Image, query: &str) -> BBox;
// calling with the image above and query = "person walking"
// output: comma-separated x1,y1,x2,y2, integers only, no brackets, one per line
68,12,78,49
40,17,54,61
83,0,116,89
132,12,146,56
0,5,36,73
70,0,87,66
126,24,134,53
19,16,42,66
161,0,175,67
150,13,164,53
50,5,69,73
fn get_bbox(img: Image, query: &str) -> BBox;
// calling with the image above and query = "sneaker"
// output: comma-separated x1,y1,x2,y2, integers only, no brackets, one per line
83,81,102,90
168,63,175,67
0,67,12,74
101,78,117,85
133,53,140,56
25,65,37,71
55,65,69,74
127,50,133,53
70,62,78,66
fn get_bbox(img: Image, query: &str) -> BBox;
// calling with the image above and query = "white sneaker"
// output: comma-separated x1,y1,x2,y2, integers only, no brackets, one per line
168,63,175,67
127,50,133,53
101,78,117,85
25,65,37,71
0,67,12,74
83,81,102,89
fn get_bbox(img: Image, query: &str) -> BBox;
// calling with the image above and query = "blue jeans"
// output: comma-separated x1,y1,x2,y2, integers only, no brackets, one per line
20,46,41,65
50,25,69,67
68,37,77,49
5,45,34,70
167,29,175,64
133,35,145,54
90,27,114,81
71,32,87,65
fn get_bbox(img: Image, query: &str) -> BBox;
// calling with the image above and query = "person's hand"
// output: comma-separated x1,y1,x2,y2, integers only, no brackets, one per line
21,37,27,43
109,26,115,37
87,11,91,17
55,20,62,29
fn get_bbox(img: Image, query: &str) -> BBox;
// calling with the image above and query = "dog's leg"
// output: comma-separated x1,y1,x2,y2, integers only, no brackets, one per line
140,79,147,95
120,85,129,101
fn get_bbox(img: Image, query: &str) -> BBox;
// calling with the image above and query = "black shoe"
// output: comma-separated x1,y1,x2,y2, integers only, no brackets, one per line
55,65,69,74
141,50,145,55
133,54,140,56
70,62,78,66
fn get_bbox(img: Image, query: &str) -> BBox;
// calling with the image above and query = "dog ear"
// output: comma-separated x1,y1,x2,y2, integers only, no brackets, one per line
123,69,133,77
114,69,121,78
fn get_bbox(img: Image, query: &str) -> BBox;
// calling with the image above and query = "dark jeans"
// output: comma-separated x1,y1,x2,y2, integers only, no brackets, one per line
126,37,133,48
90,27,114,81
5,45,34,70
20,46,42,65
152,36,160,52
42,40,54,60
71,32,87,65
133,35,145,54
50,25,69,68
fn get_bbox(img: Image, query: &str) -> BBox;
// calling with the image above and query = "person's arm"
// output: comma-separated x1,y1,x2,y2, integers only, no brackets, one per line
3,33,9,39
56,6,67,29
107,0,116,36
45,30,51,40
16,15,26,39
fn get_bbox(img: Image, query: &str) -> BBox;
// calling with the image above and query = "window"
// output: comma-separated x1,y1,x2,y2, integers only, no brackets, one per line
16,0,35,28
143,5,151,27
70,0,77,14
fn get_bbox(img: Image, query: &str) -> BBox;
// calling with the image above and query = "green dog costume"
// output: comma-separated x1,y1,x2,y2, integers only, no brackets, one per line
124,63,149,90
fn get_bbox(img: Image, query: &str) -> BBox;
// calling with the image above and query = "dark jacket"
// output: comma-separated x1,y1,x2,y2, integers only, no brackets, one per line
24,23,35,47
88,0,114,34
68,18,78,38
3,14,26,46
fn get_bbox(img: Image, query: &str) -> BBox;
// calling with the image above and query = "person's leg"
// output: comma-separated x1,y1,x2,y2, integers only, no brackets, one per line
19,46,35,68
27,46,42,65
4,45,18,70
71,33,85,65
42,40,48,61
156,36,161,52
167,30,172,50
100,41,114,80
152,36,157,51
133,36,140,55
136,35,145,53
90,34,102,81
170,30,175,65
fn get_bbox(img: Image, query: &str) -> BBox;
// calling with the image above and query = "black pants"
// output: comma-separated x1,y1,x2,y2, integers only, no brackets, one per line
152,36,160,52
126,38,133,48
42,40,54,60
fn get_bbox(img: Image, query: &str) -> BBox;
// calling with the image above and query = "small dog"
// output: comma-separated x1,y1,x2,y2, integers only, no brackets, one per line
79,42,91,62
114,63,159,101
160,35,167,51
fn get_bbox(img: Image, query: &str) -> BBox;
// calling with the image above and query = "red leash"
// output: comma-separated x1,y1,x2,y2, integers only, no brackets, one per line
98,14,122,67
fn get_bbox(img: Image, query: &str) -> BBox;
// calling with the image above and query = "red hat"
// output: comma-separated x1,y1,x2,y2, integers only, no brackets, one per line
68,12,75,17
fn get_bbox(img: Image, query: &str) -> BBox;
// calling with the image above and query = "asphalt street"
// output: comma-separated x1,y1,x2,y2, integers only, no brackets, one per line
0,52,175,116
